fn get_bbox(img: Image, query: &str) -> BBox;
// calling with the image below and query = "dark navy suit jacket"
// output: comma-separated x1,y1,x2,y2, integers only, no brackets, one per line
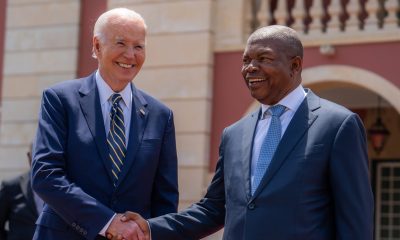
31,73,178,240
149,90,374,240
0,172,38,240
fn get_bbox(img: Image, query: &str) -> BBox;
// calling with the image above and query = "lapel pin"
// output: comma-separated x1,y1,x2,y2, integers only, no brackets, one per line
139,108,146,116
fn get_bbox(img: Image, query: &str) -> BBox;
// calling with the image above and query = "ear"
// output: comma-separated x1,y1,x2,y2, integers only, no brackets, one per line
92,36,101,57
290,56,302,75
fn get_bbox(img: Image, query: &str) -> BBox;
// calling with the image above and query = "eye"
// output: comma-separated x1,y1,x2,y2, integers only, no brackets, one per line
116,41,125,46
242,57,250,64
135,45,144,50
259,56,272,62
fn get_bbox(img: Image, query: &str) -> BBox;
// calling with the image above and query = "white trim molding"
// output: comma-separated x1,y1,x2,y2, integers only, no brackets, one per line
245,65,400,115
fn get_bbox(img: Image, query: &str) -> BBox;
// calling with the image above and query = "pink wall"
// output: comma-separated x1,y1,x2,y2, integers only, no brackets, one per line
209,41,400,170
303,41,400,87
76,0,107,78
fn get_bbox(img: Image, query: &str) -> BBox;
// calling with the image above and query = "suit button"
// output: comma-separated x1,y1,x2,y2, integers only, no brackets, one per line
72,222,76,227
248,203,255,210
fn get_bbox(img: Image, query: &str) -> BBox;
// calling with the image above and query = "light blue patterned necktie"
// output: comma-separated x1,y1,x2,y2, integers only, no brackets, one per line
252,104,286,195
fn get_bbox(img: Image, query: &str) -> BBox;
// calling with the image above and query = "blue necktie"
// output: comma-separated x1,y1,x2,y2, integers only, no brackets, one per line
107,93,126,186
252,104,286,195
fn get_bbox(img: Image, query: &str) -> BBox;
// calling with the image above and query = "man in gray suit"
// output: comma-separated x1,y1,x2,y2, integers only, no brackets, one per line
115,25,374,240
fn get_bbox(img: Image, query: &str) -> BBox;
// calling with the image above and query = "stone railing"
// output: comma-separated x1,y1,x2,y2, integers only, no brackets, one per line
244,0,400,47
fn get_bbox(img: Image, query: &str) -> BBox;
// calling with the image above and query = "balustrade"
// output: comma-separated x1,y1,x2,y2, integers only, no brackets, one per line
245,0,400,46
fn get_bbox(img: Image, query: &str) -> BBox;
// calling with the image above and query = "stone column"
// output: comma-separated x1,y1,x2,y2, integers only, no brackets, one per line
108,0,215,211
0,0,80,180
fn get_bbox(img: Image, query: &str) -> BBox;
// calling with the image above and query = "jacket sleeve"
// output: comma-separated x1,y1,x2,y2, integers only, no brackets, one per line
31,88,114,240
148,129,227,240
150,110,179,217
329,113,374,240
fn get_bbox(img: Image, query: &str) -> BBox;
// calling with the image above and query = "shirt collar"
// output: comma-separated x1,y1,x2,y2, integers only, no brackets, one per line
260,85,306,118
95,70,132,108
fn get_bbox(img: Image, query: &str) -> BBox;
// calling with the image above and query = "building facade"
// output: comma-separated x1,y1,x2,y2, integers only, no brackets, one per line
0,0,399,239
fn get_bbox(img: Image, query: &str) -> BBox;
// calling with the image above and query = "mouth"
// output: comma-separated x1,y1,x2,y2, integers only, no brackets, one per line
117,62,135,69
247,77,266,87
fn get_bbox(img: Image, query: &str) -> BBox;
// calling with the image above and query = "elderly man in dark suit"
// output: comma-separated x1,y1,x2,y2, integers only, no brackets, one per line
0,145,43,240
31,8,178,240
117,25,374,240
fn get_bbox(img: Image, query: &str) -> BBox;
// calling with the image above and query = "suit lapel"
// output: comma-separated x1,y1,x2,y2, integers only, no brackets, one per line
116,84,149,186
241,110,260,201
252,90,320,198
78,73,114,182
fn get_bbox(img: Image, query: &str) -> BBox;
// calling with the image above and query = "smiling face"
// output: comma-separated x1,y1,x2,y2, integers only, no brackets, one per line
93,14,146,92
241,27,303,105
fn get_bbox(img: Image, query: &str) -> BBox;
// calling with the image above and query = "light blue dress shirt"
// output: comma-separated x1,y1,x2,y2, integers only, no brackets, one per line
250,85,307,186
95,70,133,235
95,71,132,145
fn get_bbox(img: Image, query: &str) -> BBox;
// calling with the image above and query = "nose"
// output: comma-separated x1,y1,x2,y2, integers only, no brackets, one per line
245,60,258,72
123,46,136,59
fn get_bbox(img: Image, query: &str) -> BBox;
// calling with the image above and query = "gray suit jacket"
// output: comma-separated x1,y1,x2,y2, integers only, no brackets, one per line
149,90,374,240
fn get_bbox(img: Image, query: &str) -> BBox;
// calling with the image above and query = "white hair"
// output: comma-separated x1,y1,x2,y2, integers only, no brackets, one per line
92,8,147,58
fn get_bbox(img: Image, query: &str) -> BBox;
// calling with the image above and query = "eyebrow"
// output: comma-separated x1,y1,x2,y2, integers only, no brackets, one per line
257,49,274,55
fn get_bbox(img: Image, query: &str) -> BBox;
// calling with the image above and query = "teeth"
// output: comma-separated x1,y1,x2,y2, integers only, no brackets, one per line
118,63,133,68
248,78,265,83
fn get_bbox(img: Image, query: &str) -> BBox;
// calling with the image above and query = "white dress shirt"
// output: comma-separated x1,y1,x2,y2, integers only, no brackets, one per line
95,70,133,236
250,85,307,186
95,70,133,145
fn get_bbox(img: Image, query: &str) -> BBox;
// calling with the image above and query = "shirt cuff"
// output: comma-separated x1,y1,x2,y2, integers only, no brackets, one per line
99,213,116,236
147,220,152,240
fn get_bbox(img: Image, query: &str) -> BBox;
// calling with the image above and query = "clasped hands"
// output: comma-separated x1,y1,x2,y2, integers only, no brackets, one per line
106,212,150,240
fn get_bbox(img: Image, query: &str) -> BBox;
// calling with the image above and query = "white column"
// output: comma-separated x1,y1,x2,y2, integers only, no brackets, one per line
0,0,81,180
257,0,271,27
308,0,324,34
364,0,380,31
384,0,399,30
292,0,306,33
108,0,215,215
326,0,343,33
244,0,256,37
275,0,288,25
346,0,362,31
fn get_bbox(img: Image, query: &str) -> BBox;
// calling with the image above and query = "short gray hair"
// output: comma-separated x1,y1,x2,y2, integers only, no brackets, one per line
92,8,147,58
249,25,303,59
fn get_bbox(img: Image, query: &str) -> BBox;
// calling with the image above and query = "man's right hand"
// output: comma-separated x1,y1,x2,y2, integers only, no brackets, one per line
106,213,146,240
108,212,150,240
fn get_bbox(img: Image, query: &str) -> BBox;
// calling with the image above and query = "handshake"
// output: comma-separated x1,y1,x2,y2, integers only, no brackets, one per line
106,212,150,240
